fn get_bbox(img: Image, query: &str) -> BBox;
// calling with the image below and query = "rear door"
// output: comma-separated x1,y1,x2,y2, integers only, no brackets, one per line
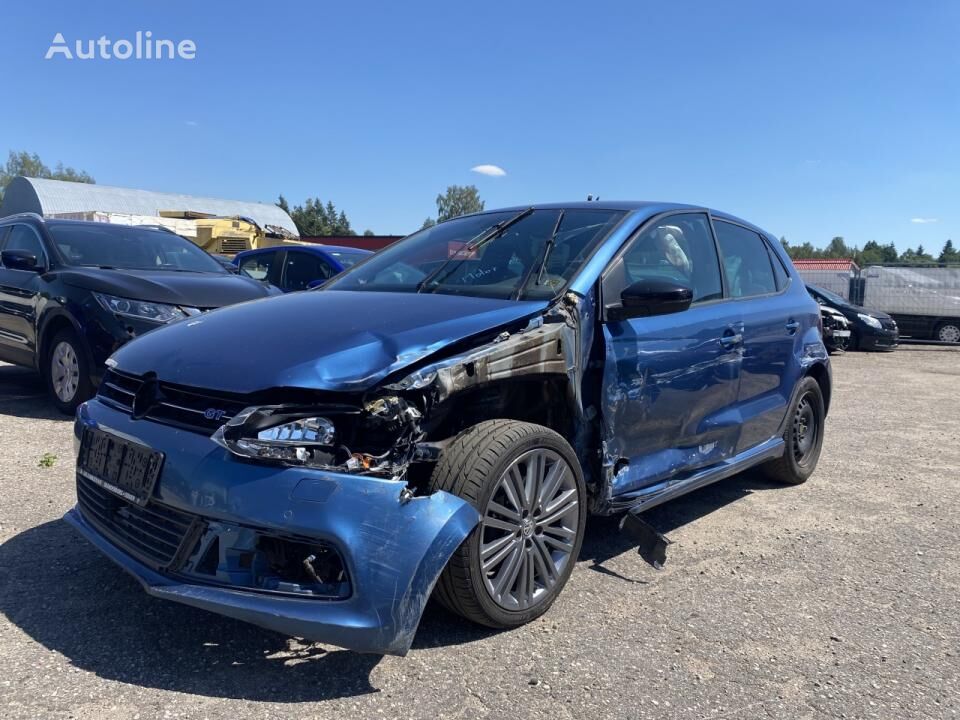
713,220,797,451
0,224,48,365
600,212,743,497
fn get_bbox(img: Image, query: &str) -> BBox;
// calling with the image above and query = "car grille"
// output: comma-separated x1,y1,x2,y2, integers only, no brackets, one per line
77,474,200,570
98,368,249,434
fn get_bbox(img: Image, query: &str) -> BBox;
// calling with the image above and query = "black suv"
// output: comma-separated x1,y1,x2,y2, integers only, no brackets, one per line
0,213,278,412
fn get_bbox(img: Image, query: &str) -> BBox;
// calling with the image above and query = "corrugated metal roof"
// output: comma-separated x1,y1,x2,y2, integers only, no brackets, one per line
792,258,860,270
0,176,299,236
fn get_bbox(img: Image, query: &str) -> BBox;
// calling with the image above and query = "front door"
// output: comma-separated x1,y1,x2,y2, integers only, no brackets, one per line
600,212,742,498
0,224,47,366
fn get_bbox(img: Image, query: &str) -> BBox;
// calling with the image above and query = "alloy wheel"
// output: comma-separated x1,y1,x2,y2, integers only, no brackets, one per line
938,324,960,344
480,448,580,611
51,341,80,403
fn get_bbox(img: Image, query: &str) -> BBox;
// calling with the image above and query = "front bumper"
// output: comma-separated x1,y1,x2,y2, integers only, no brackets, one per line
67,400,479,655
858,328,899,351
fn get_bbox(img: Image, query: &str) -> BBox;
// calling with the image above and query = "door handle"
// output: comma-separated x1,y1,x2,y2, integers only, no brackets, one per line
785,319,800,334
720,330,743,347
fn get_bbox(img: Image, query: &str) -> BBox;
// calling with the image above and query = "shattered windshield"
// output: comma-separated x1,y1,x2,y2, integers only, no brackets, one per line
809,284,856,309
326,208,625,300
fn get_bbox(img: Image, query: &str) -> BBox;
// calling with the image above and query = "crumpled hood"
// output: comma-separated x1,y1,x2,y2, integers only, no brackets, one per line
59,267,273,308
111,290,549,393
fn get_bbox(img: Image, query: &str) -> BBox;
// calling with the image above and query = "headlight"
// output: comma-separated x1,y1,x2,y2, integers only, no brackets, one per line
858,313,882,329
212,406,339,465
94,292,196,323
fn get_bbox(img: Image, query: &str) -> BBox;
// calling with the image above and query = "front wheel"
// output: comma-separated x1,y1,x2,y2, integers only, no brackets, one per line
430,420,586,628
935,321,960,344
45,328,93,415
761,376,825,485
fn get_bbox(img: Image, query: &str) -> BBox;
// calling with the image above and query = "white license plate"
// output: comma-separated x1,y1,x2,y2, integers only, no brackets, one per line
832,330,851,337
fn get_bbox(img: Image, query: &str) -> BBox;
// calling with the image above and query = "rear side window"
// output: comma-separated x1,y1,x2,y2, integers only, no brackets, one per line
284,251,333,291
0,226,9,248
767,244,790,290
617,213,723,303
714,221,777,298
4,225,46,266
239,251,276,281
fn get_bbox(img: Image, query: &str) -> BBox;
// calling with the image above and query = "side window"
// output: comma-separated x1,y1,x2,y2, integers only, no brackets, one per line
284,252,332,291
239,251,276,280
767,244,790,290
714,221,777,298
0,226,9,249
3,225,46,267
616,213,723,303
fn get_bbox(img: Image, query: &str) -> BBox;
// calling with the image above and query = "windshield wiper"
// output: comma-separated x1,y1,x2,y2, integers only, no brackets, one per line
416,207,534,293
513,210,564,300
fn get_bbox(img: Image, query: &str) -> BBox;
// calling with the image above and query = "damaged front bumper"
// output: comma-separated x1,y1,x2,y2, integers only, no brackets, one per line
65,400,479,656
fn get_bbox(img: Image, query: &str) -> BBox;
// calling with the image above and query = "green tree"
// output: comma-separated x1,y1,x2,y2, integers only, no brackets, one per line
276,195,355,236
786,241,818,260
938,239,959,264
0,150,95,204
435,185,484,222
824,236,851,258
421,217,437,230
911,244,934,263
363,229,375,237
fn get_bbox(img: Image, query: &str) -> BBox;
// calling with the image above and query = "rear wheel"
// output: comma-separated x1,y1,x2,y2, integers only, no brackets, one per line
762,377,825,485
45,328,93,415
430,420,586,628
935,321,960,344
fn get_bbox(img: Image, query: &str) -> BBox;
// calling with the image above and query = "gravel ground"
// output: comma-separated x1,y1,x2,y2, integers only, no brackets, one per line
1,347,958,719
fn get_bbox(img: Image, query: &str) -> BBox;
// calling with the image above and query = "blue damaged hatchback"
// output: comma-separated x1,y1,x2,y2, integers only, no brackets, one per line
66,202,830,655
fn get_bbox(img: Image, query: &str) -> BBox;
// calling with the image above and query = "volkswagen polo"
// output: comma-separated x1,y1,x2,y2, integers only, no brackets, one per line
66,202,831,655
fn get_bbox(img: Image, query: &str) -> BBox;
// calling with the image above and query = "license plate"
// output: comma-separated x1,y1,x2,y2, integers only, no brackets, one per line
78,428,164,506
832,330,851,337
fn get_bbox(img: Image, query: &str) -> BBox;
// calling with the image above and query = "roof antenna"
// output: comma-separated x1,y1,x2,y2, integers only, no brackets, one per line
586,194,600,202
586,194,593,202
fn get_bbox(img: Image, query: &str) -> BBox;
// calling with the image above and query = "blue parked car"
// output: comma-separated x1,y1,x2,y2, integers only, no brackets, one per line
233,244,372,291
67,202,830,655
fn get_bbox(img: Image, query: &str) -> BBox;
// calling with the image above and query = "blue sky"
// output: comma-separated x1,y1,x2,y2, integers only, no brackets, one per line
2,1,958,251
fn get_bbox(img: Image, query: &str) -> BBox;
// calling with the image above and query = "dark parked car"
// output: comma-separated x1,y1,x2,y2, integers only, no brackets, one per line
67,202,831,655
0,214,278,412
234,244,372,291
806,284,898,351
818,304,851,353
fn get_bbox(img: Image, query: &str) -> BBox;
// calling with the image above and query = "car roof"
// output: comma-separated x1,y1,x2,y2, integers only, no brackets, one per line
307,245,373,254
237,244,372,257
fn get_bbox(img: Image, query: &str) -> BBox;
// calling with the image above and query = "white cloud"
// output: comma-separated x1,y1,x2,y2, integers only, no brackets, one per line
911,217,938,224
185,120,198,127
471,164,506,177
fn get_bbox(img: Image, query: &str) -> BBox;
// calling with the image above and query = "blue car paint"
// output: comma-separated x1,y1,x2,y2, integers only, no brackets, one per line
110,290,550,393
67,201,830,655
68,401,479,655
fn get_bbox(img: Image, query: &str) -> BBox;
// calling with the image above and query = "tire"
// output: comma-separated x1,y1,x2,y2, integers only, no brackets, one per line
935,320,960,344
44,328,93,415
761,376,825,485
429,420,587,629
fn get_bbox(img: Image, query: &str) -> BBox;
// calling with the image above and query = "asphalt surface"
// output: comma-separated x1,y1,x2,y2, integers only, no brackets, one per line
1,347,958,719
